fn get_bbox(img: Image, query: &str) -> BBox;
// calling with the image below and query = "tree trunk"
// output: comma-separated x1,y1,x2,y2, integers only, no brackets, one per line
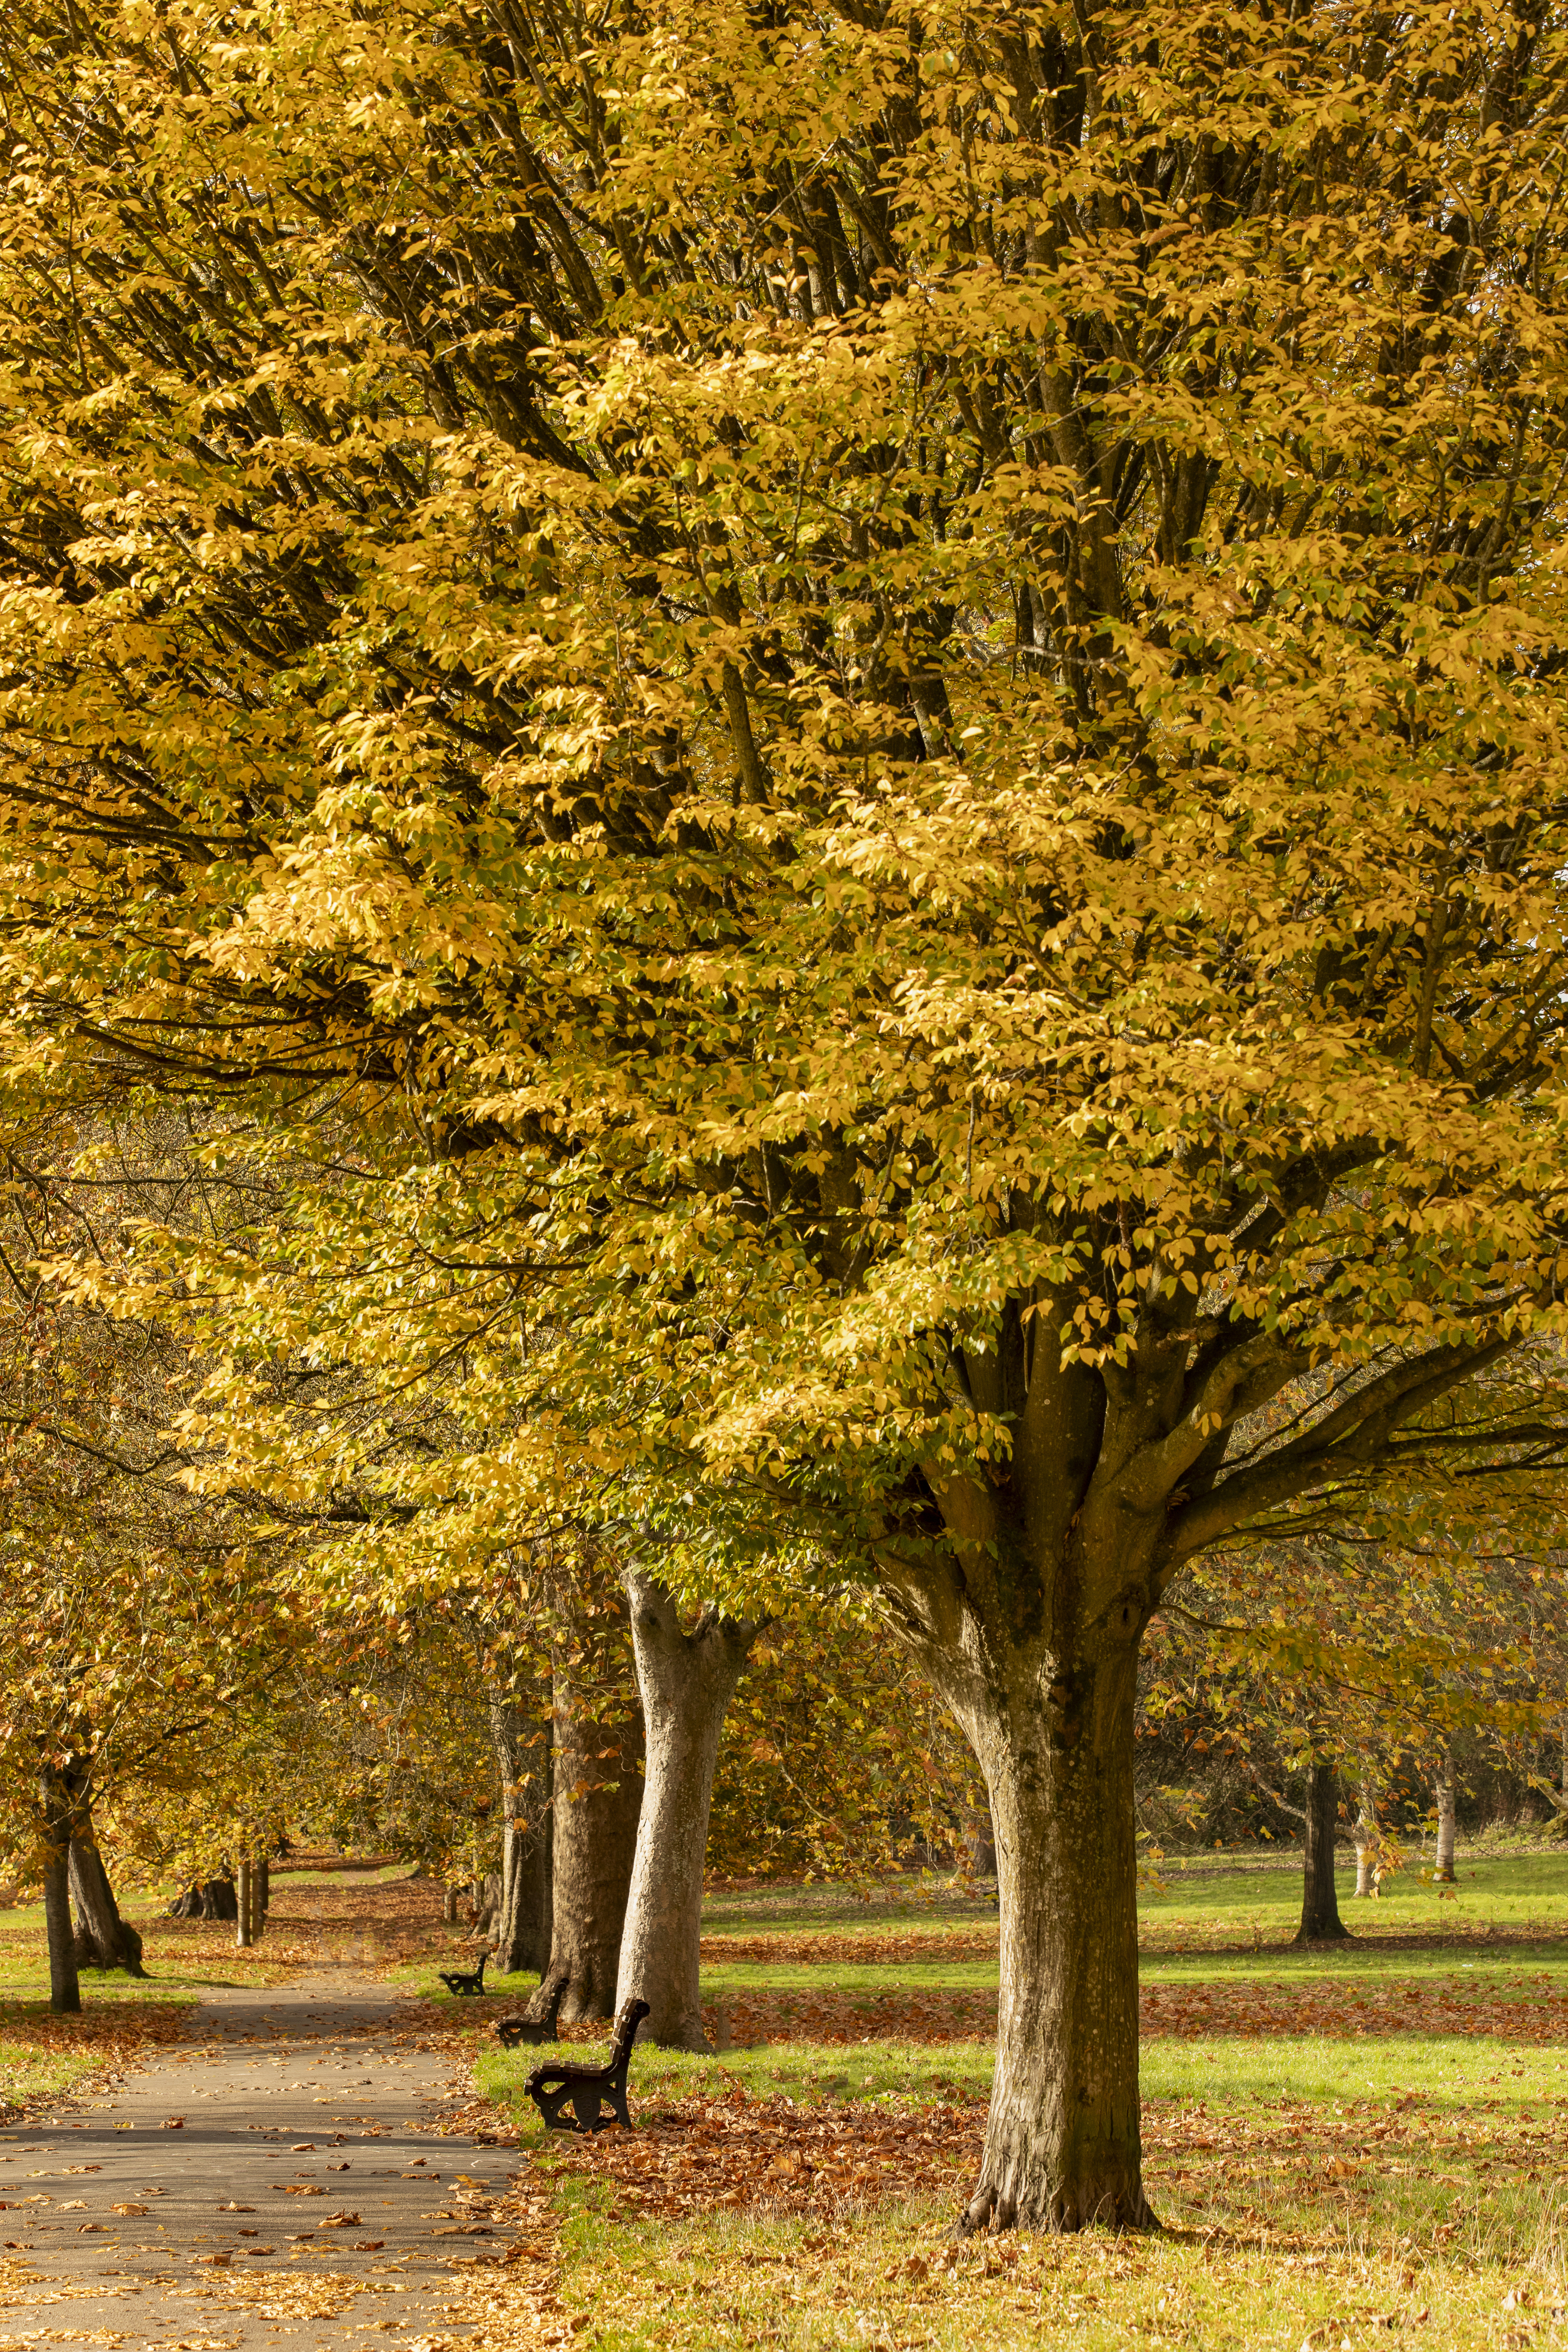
1353,1778,1378,1899
1434,1753,1456,1880
543,1666,643,2023
38,1769,81,2016
236,1859,253,1949
443,1885,459,1925
615,1573,759,2049
487,1683,553,1977
938,1642,1151,2235
69,1819,146,1976
1295,1762,1349,1942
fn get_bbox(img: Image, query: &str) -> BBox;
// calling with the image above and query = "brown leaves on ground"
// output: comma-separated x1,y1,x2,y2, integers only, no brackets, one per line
700,1930,995,1967
717,1969,1568,2047
0,2000,189,2123
0,2002,187,2059
137,1851,454,1973
1144,1972,1568,2044
521,2084,1565,2244
539,2093,982,2220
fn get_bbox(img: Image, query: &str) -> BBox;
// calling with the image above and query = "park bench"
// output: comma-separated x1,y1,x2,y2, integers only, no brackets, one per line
437,1952,487,1996
525,1996,649,2131
494,1970,568,2049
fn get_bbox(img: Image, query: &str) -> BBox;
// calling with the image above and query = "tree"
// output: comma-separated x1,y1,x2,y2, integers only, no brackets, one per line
616,1573,758,2047
4,0,1568,2229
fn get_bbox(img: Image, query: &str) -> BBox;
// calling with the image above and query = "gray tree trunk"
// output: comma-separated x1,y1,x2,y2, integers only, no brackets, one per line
487,1683,553,1977
614,1573,759,2049
1353,1778,1378,1898
542,1665,643,2023
1296,1760,1349,1942
38,1768,81,2015
922,1626,1151,2235
69,1817,146,1976
236,1859,253,1948
1434,1753,1457,1880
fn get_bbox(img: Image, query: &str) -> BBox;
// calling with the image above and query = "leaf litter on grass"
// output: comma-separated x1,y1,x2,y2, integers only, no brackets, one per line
714,1972,1568,2047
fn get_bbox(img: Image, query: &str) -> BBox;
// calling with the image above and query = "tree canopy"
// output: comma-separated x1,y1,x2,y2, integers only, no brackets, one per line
3,0,1568,2229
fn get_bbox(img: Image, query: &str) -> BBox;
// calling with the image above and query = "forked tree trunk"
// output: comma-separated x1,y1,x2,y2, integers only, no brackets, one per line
38,1768,81,2016
542,1668,643,2022
945,1642,1151,2235
487,1683,553,1978
1295,1761,1349,1942
615,1573,760,2049
1433,1753,1456,1880
69,1819,146,1976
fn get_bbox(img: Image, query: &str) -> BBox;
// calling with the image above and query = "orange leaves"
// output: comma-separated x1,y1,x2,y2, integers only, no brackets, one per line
537,2092,980,2223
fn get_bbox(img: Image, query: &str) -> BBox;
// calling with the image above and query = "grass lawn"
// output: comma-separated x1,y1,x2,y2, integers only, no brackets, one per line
434,1842,1568,2351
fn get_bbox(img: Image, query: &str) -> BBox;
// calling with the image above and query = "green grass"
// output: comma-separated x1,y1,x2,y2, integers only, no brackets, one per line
444,1844,1568,2352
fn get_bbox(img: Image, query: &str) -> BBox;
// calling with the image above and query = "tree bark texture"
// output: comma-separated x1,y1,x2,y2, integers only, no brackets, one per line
1296,1762,1349,1942
1434,1755,1457,1880
615,1573,760,2049
38,1769,81,2016
544,1664,643,2023
236,1859,253,1948
487,1682,553,1977
69,1821,146,1976
942,1642,1151,2234
1353,1779,1378,1899
886,1456,1156,2235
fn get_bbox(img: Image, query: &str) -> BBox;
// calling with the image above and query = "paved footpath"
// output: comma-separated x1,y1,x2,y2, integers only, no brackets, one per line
0,1973,523,2351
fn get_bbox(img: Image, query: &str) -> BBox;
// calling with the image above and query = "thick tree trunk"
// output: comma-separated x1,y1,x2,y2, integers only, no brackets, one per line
487,1683,553,1977
543,1668,643,2023
1434,1753,1456,1880
38,1770,81,2016
236,1859,253,1948
942,1643,1151,2235
69,1821,146,1976
1295,1762,1349,1942
615,1573,759,2049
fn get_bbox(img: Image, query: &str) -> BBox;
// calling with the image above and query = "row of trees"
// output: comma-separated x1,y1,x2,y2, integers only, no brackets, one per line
1,0,1567,2233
